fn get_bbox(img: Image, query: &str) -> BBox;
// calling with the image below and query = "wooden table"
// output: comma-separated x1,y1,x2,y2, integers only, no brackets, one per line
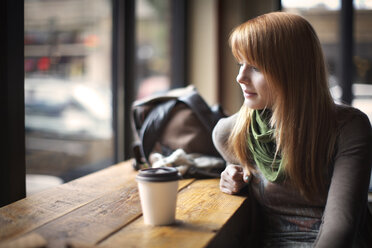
0,160,251,248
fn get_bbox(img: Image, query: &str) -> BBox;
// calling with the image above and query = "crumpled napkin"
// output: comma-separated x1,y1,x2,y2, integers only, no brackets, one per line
149,149,225,176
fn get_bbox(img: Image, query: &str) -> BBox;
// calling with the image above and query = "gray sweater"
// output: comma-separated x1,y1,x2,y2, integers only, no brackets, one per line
212,104,372,247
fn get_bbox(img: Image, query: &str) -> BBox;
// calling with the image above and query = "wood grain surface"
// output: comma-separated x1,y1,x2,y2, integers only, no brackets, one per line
0,161,195,248
0,161,249,248
0,161,135,242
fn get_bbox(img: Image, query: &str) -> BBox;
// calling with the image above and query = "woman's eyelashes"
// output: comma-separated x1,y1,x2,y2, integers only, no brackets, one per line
237,63,260,72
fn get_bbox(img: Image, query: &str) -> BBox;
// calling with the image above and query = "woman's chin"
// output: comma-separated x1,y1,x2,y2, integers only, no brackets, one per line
244,99,266,110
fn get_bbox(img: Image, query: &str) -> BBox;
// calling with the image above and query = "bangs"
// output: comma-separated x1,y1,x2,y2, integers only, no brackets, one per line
229,24,258,66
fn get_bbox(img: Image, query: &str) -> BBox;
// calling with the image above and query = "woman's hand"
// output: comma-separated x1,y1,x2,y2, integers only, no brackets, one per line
220,163,251,194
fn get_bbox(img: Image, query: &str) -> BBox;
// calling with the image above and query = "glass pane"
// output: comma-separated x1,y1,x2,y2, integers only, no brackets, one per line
353,0,372,123
25,0,113,194
135,0,171,100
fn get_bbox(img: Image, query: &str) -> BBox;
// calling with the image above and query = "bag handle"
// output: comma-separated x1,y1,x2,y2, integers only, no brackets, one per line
140,99,177,163
178,91,221,134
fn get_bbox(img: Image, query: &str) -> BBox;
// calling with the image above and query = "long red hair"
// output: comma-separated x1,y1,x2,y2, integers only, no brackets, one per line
228,12,338,199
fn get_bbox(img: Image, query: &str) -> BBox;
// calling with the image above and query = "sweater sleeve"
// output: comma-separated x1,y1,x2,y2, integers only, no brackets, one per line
314,110,372,247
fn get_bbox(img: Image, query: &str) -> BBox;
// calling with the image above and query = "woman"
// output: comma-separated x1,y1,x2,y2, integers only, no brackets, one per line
213,12,372,247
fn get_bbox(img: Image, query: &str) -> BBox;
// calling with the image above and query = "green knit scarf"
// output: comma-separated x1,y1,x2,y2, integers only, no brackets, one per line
247,110,285,182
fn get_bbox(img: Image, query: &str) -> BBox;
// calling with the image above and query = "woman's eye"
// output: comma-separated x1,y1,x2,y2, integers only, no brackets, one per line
236,63,260,72
252,66,260,72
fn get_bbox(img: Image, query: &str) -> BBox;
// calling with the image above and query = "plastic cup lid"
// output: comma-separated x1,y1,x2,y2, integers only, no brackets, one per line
136,167,181,182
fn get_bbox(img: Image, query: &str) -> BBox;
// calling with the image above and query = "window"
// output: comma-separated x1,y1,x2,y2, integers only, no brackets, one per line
24,0,114,193
1,0,186,204
23,0,185,195
135,0,171,100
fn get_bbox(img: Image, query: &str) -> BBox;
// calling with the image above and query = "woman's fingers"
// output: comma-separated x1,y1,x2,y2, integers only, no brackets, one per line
220,164,246,194
220,179,244,194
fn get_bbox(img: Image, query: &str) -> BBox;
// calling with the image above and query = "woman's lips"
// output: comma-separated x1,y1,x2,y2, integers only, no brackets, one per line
243,91,257,97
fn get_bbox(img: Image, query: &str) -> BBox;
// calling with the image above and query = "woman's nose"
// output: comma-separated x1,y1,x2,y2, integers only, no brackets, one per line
236,68,250,85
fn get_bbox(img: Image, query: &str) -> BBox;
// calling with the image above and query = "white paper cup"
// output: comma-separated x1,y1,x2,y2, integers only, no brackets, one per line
136,167,181,226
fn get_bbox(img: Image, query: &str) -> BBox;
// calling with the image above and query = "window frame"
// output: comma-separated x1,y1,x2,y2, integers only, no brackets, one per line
112,0,135,162
0,0,26,207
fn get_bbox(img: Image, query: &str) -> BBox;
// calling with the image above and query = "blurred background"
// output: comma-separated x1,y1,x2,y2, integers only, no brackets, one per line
22,0,372,195
24,0,173,193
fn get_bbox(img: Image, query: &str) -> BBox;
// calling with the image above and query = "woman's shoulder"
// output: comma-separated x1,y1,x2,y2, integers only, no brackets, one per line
214,113,238,134
335,104,371,132
334,104,372,160
212,113,240,164
212,113,238,145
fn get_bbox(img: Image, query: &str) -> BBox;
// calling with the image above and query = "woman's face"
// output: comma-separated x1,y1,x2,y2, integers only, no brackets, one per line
236,62,274,109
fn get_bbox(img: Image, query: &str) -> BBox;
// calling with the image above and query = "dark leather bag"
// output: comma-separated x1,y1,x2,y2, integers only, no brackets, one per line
131,86,226,173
